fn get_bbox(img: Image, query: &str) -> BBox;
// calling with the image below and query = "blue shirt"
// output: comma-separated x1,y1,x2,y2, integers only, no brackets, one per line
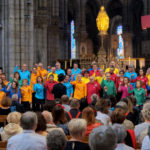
13,66,31,85
7,87,21,99
71,68,81,79
33,83,44,99
55,68,66,75
124,71,137,88
63,82,73,98
1,86,7,93
7,130,47,150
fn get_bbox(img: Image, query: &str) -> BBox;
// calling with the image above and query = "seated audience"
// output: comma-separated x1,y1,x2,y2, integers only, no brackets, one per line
95,98,110,125
42,111,64,133
35,112,47,136
134,101,150,143
116,101,134,129
66,99,82,121
47,129,67,150
112,124,134,150
11,94,25,113
111,108,136,148
0,97,11,115
82,106,102,136
65,119,90,150
7,111,47,150
89,125,117,150
61,95,71,112
1,112,22,141
52,105,69,135
141,126,150,150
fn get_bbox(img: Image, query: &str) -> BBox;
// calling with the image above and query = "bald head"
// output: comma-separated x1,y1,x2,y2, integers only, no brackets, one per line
42,111,53,123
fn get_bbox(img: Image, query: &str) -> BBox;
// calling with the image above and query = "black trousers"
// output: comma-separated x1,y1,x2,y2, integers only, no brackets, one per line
21,101,30,112
35,98,45,112
32,92,36,111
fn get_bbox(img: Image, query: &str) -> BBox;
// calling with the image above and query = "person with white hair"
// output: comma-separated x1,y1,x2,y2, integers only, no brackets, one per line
1,112,23,141
89,125,117,150
112,124,134,150
65,119,90,150
47,129,67,150
7,111,47,150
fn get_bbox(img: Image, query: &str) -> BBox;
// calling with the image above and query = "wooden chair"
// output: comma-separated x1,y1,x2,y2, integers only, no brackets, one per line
0,141,7,150
0,115,7,126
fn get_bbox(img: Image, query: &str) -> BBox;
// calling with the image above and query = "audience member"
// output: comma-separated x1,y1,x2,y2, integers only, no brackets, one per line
42,111,64,133
112,124,134,150
7,111,47,150
61,95,71,112
134,101,150,143
65,119,90,150
11,94,25,113
47,129,67,150
35,112,47,136
1,112,22,141
66,99,81,121
82,107,102,136
0,97,11,115
89,125,117,150
95,99,110,125
52,105,69,135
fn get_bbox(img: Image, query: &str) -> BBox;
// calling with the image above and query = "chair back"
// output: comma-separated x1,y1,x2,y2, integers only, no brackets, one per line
0,141,7,150
0,115,7,126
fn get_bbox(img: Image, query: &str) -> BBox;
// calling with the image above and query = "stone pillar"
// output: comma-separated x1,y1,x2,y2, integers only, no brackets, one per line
1,0,34,77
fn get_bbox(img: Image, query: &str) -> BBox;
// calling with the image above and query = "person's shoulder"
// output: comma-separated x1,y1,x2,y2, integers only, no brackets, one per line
34,133,46,140
135,122,146,130
8,132,22,142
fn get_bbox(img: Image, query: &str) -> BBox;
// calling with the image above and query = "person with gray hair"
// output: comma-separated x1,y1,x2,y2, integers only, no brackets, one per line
112,124,134,150
7,111,47,150
47,129,67,150
89,125,117,150
65,119,90,150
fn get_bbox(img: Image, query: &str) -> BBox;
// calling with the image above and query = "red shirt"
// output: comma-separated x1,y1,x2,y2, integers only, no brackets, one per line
86,123,102,136
87,81,101,104
131,76,148,89
89,70,101,77
44,81,57,100
110,73,118,88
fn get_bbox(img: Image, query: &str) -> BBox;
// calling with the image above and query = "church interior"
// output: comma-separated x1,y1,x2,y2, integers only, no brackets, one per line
0,0,150,76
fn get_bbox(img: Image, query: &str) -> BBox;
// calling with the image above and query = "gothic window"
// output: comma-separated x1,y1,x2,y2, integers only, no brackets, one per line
71,20,76,59
116,25,124,60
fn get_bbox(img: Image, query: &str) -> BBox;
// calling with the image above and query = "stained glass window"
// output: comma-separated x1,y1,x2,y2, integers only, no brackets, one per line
71,20,76,59
117,25,124,60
